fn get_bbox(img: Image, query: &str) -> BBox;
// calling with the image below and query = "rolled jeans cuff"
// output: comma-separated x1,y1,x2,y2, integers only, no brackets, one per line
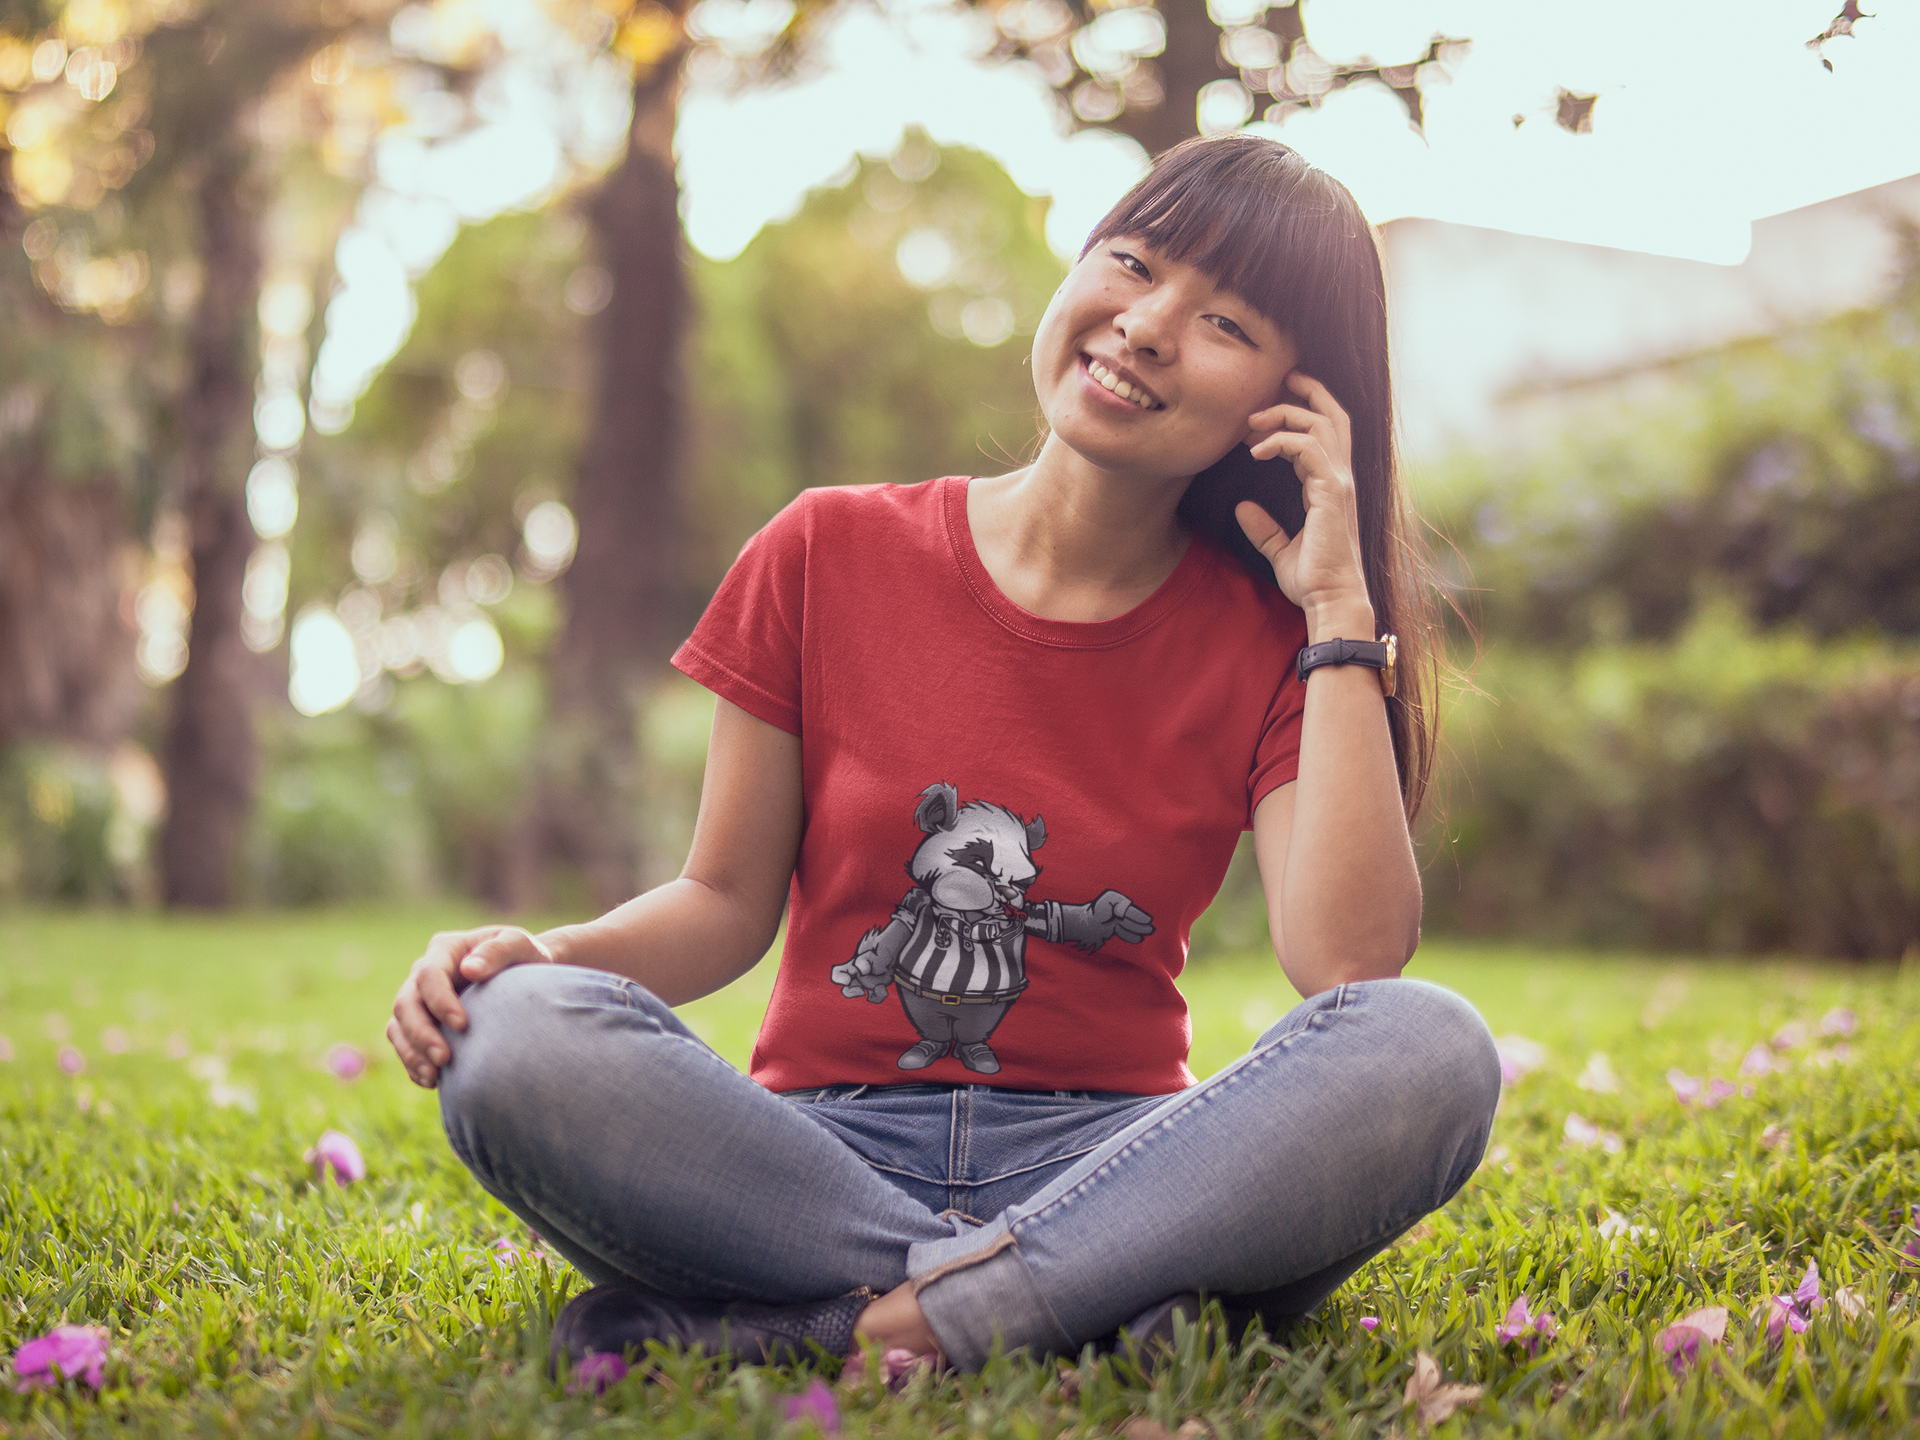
906,1217,1074,1371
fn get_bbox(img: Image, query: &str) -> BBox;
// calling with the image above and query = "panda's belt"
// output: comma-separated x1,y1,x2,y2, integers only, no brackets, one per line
894,973,1029,1005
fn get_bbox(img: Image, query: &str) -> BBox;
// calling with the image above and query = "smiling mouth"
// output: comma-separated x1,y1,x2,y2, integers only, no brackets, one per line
1083,355,1162,410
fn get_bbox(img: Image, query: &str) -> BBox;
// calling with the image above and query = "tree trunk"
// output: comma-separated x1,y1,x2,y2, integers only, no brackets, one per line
1110,0,1229,155
511,53,690,912
160,144,262,908
0,466,142,749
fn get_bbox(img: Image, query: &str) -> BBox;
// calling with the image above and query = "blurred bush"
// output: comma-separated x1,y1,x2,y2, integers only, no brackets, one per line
242,711,437,907
0,743,136,904
1425,609,1919,957
1405,245,1920,959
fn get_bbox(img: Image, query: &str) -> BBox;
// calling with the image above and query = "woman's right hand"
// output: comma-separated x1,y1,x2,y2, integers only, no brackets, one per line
387,926,555,1088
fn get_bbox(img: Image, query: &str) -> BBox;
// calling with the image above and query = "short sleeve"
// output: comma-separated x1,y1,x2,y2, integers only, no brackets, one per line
1245,664,1307,822
670,496,810,735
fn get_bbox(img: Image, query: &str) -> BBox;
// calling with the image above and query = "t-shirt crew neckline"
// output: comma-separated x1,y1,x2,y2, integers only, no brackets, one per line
941,475,1213,650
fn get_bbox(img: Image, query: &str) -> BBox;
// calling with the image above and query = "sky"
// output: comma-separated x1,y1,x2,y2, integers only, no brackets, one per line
676,0,1920,266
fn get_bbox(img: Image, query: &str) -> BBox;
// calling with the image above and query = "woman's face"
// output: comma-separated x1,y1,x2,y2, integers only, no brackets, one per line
1031,234,1301,482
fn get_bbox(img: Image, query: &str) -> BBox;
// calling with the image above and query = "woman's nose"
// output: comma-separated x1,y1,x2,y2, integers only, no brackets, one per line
1114,301,1171,360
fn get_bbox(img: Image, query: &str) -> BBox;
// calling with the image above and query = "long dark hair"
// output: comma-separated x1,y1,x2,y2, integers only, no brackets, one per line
1082,133,1439,818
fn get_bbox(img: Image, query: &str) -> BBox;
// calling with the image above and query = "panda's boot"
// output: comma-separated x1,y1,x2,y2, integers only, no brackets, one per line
897,1039,951,1069
956,1043,1000,1074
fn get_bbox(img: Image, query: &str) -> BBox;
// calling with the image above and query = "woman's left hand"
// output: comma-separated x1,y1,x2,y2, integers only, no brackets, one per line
1234,371,1373,638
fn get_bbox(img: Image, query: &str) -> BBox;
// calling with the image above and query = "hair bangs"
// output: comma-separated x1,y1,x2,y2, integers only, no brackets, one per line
1083,137,1363,338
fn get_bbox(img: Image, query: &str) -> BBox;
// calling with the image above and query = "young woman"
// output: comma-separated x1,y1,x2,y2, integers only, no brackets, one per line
387,133,1500,1373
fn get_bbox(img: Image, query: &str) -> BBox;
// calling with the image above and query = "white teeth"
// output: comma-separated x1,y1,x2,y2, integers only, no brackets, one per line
1086,357,1157,409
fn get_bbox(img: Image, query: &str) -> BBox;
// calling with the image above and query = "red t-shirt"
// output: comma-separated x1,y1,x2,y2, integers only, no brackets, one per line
671,477,1308,1095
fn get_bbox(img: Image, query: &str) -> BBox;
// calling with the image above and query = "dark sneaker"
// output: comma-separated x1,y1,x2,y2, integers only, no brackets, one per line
1107,1294,1266,1374
955,1042,1001,1074
897,1039,951,1070
550,1283,874,1373
1116,1291,1203,1363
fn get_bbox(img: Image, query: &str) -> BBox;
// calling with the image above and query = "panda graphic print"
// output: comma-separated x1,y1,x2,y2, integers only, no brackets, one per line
830,781,1155,1075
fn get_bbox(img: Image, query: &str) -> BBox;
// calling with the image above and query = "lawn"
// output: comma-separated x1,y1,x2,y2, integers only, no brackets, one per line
2,908,1917,1437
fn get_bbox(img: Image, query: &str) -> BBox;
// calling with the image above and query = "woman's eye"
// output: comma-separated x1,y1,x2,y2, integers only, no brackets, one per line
1209,316,1252,343
1110,250,1149,279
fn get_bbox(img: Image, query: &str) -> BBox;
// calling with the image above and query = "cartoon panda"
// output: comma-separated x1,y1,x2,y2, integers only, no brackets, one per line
829,781,1154,1074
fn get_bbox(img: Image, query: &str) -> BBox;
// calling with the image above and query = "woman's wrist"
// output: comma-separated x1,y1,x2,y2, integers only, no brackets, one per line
529,923,580,967
1302,596,1377,646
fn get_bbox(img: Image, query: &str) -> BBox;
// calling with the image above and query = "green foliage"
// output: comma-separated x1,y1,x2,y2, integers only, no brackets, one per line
1424,613,1920,958
297,204,591,625
0,743,137,903
242,711,438,908
684,131,1064,592
3,912,1918,1435
1406,254,1920,957
1430,296,1920,651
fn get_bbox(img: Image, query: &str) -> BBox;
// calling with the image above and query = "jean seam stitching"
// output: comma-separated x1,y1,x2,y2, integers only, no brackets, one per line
1004,1007,1347,1240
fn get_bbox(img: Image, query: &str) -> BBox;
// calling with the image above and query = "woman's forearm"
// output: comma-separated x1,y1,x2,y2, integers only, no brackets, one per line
1260,600,1422,997
536,874,780,1007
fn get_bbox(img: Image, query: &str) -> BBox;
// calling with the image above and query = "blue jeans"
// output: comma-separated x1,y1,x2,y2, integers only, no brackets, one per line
437,964,1500,1372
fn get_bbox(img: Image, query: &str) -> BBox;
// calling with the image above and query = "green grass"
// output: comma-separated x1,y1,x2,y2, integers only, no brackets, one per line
3,908,1918,1436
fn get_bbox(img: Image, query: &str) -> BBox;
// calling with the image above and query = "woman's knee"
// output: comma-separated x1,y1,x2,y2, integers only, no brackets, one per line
1346,979,1502,1169
437,963,657,1133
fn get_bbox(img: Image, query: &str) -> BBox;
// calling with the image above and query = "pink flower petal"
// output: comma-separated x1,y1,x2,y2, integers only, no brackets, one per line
1564,1112,1601,1147
1495,1296,1533,1344
781,1377,841,1433
1358,1316,1380,1331
1794,1260,1823,1310
325,1043,367,1080
568,1351,628,1394
1772,1021,1808,1051
11,1325,109,1391
1656,1306,1727,1376
1702,1078,1739,1108
1739,1044,1777,1077
1765,1295,1811,1345
304,1129,366,1186
57,1045,86,1076
1820,1007,1857,1037
1666,1068,1703,1105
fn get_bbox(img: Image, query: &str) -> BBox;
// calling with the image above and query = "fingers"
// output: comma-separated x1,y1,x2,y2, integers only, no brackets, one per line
1235,501,1293,565
459,926,553,984
392,961,456,1078
1247,425,1326,466
1283,371,1351,439
386,1015,439,1089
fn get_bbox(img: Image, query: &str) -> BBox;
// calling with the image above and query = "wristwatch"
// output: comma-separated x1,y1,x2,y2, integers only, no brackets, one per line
1295,633,1397,697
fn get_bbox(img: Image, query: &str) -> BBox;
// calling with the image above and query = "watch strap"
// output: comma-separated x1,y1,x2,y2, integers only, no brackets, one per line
1296,637,1391,684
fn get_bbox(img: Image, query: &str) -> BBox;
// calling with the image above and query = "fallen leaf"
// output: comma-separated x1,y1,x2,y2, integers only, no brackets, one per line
1834,1285,1867,1320
1404,1350,1483,1427
1122,1418,1175,1440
